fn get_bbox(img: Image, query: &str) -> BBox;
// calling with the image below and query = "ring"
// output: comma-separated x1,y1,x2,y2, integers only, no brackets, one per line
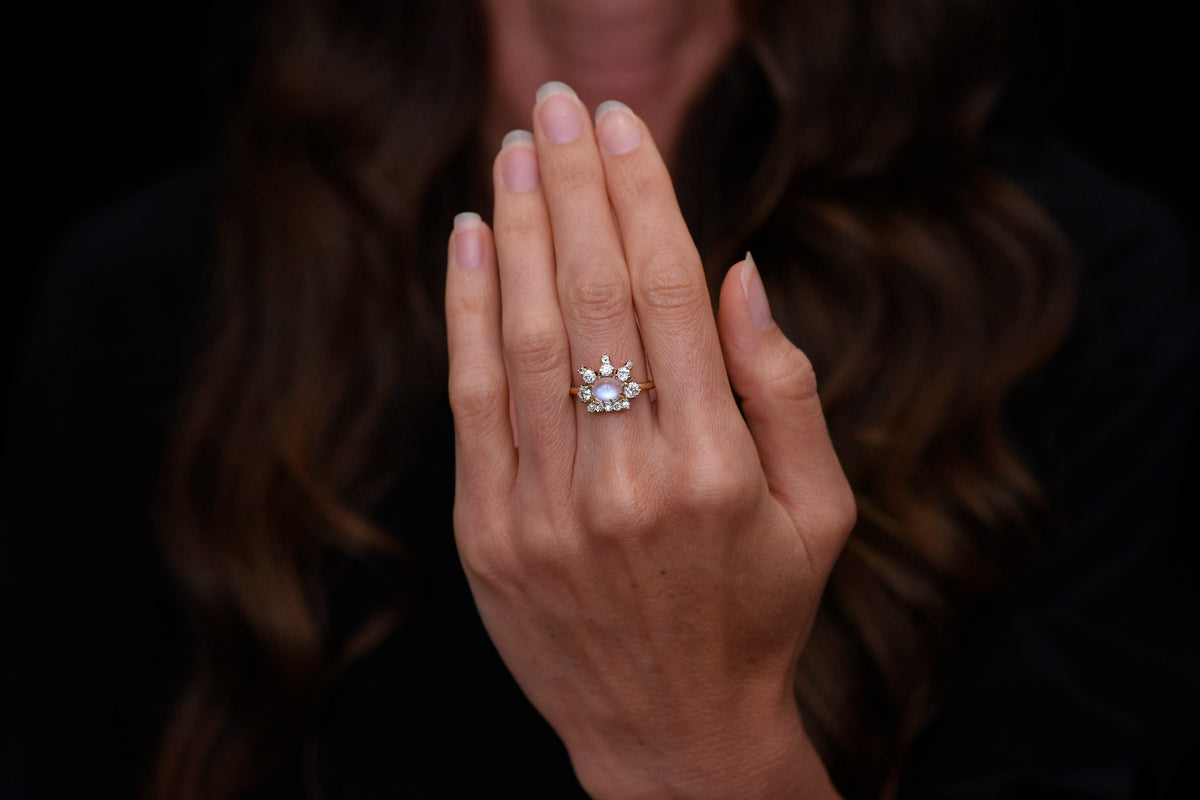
570,355,654,412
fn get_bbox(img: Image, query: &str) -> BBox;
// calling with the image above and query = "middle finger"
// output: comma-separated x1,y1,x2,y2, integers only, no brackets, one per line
533,82,653,439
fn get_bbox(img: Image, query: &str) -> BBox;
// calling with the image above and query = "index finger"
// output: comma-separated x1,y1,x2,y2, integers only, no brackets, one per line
592,101,734,435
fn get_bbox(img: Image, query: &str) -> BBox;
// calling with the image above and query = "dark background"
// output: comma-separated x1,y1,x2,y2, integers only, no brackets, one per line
7,1,1197,429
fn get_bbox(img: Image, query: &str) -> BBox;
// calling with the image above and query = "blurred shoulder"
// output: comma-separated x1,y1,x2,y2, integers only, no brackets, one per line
992,128,1199,420
13,163,218,476
990,128,1196,302
42,162,217,313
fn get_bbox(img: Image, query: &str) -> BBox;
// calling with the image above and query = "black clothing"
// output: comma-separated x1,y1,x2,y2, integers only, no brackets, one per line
4,131,1198,799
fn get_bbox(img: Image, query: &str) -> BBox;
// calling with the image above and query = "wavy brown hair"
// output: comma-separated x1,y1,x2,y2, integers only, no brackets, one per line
154,1,1074,798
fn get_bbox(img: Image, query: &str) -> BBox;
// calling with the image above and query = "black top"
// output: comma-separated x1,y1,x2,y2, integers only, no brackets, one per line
3,130,1198,799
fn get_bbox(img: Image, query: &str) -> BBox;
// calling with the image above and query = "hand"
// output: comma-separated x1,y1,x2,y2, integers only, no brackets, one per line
444,82,854,799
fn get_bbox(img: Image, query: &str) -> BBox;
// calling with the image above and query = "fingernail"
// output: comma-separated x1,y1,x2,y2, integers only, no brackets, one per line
502,129,533,149
453,212,483,270
595,101,641,155
536,81,583,144
500,130,540,192
740,251,773,330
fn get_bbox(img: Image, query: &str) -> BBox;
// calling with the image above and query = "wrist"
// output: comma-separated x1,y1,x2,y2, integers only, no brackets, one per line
566,697,841,800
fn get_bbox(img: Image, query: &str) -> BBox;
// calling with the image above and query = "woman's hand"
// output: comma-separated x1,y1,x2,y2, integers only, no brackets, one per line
445,82,854,800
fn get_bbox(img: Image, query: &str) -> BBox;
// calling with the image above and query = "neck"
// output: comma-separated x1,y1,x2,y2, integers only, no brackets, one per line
480,0,740,164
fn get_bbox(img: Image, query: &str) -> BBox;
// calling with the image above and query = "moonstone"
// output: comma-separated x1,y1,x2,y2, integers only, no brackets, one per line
592,377,622,402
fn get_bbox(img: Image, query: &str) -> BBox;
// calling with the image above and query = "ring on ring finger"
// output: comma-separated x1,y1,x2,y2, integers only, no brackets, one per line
569,354,655,413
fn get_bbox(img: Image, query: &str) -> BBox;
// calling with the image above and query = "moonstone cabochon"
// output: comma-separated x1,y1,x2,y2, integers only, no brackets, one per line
592,377,622,402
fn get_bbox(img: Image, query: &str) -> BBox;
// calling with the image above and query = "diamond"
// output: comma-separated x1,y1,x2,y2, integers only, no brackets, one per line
579,367,596,384
623,381,640,399
603,401,613,412
599,355,615,377
587,400,603,413
614,398,630,411
616,362,631,381
579,385,592,402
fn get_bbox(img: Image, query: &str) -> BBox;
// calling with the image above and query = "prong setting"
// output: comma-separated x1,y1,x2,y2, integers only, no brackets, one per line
576,355,646,412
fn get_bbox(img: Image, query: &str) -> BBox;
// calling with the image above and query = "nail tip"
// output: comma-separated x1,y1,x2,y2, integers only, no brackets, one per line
453,211,481,229
535,80,577,105
740,251,774,330
501,129,534,149
594,100,632,124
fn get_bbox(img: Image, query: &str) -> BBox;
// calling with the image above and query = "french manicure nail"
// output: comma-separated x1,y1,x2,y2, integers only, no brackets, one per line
741,251,774,330
502,129,533,148
595,101,641,155
536,81,583,144
500,130,539,192
535,80,577,105
454,212,483,270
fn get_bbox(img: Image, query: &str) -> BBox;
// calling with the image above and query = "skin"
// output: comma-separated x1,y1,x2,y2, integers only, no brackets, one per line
479,0,741,164
446,3,856,797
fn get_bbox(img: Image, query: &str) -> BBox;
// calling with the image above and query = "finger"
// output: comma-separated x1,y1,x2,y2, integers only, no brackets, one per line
491,130,576,481
593,100,733,437
532,82,653,436
716,254,856,575
446,212,516,502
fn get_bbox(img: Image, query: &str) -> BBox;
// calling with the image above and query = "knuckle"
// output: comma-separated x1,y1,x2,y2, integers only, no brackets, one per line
453,510,514,587
634,248,708,319
806,471,857,536
581,474,657,540
830,478,859,536
447,373,498,426
562,273,630,326
676,449,757,515
516,525,578,574
623,163,672,203
460,539,514,590
752,342,820,406
495,207,543,242
784,347,820,402
546,155,602,193
589,507,653,541
802,478,858,570
504,321,568,373
453,289,492,319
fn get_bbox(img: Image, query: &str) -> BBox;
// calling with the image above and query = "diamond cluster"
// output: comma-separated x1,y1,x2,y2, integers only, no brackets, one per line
578,355,641,413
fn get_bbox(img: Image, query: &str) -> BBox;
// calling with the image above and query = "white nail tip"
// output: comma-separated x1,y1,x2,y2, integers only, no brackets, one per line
535,80,578,105
501,129,534,149
453,212,481,229
740,251,757,297
594,100,633,124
